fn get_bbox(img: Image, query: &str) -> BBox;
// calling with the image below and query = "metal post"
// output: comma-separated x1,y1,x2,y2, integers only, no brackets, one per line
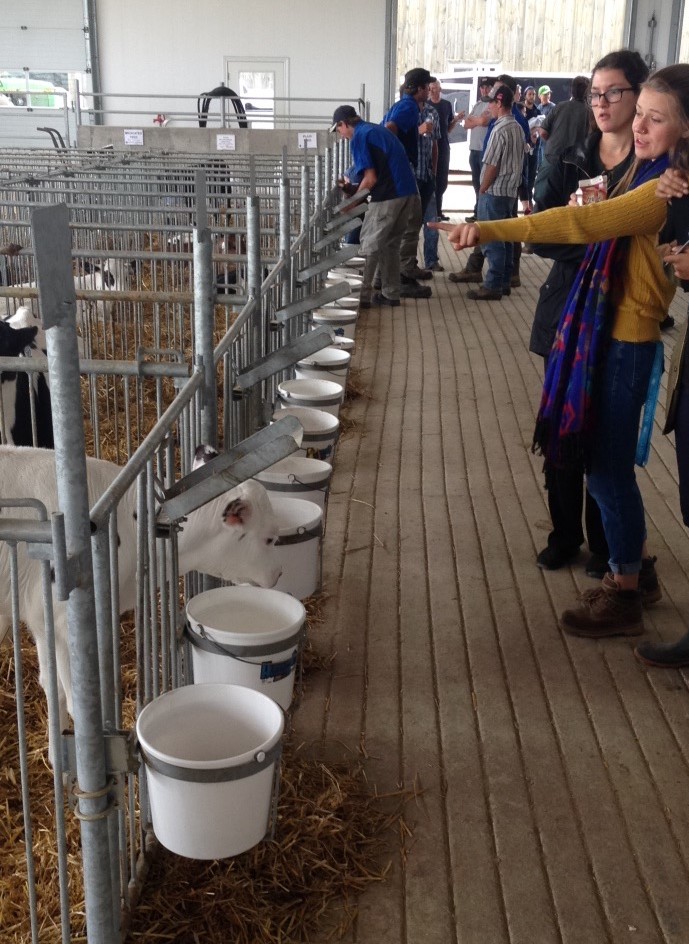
246,161,263,433
192,169,218,449
31,203,117,943
279,171,292,310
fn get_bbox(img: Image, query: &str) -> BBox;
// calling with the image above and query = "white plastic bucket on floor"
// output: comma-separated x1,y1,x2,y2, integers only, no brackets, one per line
271,496,323,599
296,346,350,386
136,683,284,859
324,295,360,308
272,406,339,459
255,455,332,511
312,308,358,339
186,587,306,710
328,336,355,355
277,378,344,417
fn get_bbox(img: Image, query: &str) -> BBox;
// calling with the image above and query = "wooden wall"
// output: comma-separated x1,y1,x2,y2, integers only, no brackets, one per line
396,0,629,77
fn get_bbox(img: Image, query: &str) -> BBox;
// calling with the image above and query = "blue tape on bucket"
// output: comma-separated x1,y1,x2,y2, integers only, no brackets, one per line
260,650,298,682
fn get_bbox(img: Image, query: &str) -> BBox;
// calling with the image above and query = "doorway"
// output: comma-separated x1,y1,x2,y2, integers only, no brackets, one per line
224,57,289,129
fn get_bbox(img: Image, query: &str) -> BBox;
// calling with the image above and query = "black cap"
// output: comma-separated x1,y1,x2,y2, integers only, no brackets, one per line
404,67,433,91
330,105,359,132
478,76,493,87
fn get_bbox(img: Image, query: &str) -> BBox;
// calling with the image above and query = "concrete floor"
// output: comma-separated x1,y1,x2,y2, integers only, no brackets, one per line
296,235,689,944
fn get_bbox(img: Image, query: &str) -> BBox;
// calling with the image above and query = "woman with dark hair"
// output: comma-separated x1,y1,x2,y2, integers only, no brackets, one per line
529,50,649,580
435,63,689,639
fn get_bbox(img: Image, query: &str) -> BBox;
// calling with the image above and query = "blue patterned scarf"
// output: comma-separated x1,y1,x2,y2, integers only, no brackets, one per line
532,156,670,467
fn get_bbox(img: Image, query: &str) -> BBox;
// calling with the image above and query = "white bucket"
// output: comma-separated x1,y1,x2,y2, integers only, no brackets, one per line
255,455,332,511
277,378,344,418
136,683,284,859
271,496,323,599
186,586,306,710
295,346,350,386
312,308,358,340
272,406,339,460
328,336,355,355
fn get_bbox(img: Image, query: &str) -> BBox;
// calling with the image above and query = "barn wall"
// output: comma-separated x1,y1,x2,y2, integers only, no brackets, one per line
94,0,389,124
396,0,630,77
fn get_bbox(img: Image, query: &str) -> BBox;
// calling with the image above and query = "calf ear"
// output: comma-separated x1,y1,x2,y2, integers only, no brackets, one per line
192,444,219,470
222,497,252,528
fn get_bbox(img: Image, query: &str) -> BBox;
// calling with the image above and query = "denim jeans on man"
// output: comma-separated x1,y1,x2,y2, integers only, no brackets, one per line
586,339,657,575
477,193,514,292
422,190,439,268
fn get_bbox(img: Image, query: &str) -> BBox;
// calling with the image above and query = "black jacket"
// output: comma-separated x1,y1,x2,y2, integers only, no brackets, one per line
529,131,634,356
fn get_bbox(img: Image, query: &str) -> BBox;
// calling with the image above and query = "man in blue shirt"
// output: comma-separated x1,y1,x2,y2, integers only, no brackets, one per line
331,105,418,308
383,67,434,297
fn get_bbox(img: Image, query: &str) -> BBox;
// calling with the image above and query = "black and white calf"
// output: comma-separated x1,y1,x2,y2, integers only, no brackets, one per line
0,313,53,447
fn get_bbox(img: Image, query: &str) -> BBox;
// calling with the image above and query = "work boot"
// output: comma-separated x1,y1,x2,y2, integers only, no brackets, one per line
407,266,433,280
372,292,401,308
560,576,644,637
466,286,503,301
400,280,432,299
448,269,482,283
635,631,689,668
510,275,522,287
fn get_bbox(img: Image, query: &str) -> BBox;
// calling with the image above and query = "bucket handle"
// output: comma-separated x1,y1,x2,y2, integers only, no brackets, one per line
184,620,305,659
275,522,323,546
138,739,283,783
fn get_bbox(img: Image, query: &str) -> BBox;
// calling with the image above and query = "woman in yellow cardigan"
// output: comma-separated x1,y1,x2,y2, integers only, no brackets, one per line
435,64,689,639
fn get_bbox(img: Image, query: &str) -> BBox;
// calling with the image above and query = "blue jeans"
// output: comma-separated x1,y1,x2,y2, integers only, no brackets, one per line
477,193,514,292
423,194,439,268
586,339,657,574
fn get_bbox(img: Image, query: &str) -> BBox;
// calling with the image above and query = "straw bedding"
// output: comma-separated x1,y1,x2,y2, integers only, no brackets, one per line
0,596,412,943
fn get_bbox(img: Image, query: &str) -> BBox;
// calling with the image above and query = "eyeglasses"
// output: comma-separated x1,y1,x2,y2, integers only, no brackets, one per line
588,87,634,105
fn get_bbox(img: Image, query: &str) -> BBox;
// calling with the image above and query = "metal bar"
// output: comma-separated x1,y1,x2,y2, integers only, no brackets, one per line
274,281,351,323
236,324,334,389
32,202,118,943
297,243,361,282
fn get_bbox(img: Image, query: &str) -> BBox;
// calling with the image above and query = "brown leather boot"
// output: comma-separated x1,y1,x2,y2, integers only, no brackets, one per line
560,575,643,637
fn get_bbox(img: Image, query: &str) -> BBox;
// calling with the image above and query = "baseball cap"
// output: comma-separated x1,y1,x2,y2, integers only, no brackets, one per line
478,76,493,87
524,85,535,93
329,104,358,132
538,85,551,95
404,67,433,90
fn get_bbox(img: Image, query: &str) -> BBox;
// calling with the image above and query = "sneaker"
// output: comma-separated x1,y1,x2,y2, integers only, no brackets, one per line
466,287,503,301
639,555,662,606
465,215,476,223
537,544,580,570
400,281,432,299
560,577,644,637
660,315,675,331
372,292,401,307
448,270,483,284
429,262,445,272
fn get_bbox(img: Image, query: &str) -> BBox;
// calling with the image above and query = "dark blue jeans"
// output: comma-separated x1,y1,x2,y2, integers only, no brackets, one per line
586,339,657,574
477,193,514,292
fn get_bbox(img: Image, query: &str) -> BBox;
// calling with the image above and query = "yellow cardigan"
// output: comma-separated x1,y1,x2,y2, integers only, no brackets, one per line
477,180,674,342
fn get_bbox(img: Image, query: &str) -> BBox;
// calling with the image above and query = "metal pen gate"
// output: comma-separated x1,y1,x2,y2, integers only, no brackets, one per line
0,136,356,943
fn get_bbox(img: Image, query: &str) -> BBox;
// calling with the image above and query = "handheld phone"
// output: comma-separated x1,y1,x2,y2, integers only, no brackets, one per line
672,238,689,254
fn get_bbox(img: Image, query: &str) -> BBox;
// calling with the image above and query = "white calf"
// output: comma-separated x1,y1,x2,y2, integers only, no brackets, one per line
0,444,282,763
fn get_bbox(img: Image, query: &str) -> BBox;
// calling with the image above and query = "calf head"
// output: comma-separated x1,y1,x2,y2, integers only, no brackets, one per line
0,322,37,356
183,445,282,587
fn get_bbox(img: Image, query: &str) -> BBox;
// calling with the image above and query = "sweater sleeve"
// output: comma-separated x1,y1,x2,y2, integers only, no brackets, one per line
478,179,667,245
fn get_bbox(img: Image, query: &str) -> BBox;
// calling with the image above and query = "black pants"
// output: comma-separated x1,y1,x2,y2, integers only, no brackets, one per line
435,143,450,217
540,359,609,559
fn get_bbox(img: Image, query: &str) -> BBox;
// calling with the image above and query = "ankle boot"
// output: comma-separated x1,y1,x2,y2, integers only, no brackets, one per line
635,631,689,667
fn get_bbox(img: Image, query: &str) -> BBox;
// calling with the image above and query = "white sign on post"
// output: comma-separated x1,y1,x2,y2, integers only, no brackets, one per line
216,134,237,151
123,129,144,146
297,132,317,149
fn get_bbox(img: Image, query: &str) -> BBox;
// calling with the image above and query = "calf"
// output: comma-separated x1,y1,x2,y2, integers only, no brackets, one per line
0,319,53,447
0,444,281,764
